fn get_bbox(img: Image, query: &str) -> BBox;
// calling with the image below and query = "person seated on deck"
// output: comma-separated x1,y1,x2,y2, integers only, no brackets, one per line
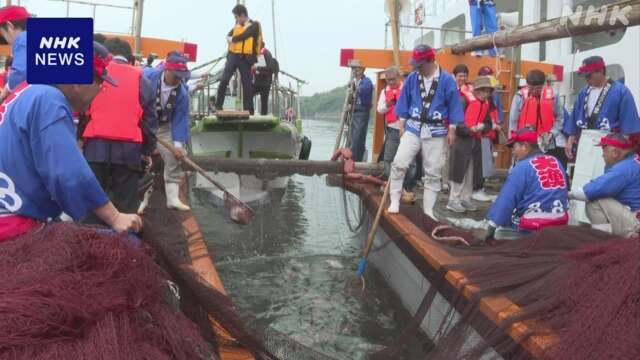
0,42,142,242
485,129,569,241
387,45,464,218
569,133,640,237
0,5,30,103
377,66,416,203
448,76,500,213
82,37,158,225
143,51,191,211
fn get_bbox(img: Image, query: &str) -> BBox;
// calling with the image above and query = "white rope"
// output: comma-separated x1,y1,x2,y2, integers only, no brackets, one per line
431,225,471,246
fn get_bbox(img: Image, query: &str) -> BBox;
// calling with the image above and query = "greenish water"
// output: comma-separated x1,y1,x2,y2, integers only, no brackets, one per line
190,118,428,359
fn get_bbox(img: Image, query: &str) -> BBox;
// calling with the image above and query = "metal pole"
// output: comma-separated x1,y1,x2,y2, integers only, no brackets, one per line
130,1,136,36
271,0,278,58
66,0,70,16
134,0,144,56
513,0,524,84
92,4,96,19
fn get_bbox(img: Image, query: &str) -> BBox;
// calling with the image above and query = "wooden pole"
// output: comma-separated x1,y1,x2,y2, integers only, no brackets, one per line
133,0,144,56
188,157,383,178
389,0,401,67
451,0,640,54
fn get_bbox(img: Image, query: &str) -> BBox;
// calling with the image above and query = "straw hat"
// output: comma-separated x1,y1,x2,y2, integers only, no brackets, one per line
473,76,495,90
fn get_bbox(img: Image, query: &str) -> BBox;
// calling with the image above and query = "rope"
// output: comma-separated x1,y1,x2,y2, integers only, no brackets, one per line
431,224,471,246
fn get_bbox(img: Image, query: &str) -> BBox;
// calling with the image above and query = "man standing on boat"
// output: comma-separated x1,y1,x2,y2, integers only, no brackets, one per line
349,64,373,162
469,0,498,57
0,42,142,242
216,4,263,114
388,45,464,218
377,66,416,202
82,37,157,223
0,5,30,102
509,69,566,164
485,129,569,241
143,51,191,211
253,42,279,116
569,133,640,237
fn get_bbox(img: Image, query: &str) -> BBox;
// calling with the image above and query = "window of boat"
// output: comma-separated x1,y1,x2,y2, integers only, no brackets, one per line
567,63,625,110
571,0,626,53
441,14,465,47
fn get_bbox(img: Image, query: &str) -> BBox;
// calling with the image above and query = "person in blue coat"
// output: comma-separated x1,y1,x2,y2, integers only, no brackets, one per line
388,45,464,218
349,64,373,162
564,56,640,160
469,0,498,56
0,42,142,242
485,129,569,241
569,133,640,237
143,51,191,211
0,5,30,102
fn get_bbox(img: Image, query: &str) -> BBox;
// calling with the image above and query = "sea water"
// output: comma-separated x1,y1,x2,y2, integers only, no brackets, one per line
191,118,429,359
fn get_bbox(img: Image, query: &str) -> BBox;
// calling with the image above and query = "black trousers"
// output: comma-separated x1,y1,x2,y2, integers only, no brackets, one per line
216,53,254,114
84,162,142,225
253,82,271,115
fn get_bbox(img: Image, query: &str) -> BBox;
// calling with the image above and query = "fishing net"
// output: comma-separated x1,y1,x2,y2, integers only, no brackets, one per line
0,223,214,360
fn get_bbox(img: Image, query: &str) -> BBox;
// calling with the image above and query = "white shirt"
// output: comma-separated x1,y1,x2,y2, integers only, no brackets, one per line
422,66,440,95
161,72,179,108
587,86,604,116
377,88,401,130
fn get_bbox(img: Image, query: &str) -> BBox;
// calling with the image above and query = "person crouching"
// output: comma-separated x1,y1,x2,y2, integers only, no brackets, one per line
387,45,464,218
485,129,569,241
447,76,500,213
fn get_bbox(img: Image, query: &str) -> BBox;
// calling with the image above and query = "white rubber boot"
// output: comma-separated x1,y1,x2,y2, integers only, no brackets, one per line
423,189,438,219
387,190,401,214
166,183,190,211
591,223,612,234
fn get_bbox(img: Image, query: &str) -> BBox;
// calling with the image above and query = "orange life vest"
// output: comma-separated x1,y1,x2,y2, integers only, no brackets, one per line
384,83,403,124
461,86,498,140
84,62,144,143
517,86,555,135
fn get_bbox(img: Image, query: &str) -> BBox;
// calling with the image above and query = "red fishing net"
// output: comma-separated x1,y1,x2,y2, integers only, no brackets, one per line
0,223,214,360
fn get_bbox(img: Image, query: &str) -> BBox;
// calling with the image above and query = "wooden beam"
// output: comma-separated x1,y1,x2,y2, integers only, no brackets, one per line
189,157,383,178
452,0,640,54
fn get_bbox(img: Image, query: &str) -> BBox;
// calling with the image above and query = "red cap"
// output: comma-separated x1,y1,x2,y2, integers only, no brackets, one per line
0,6,30,45
409,45,436,67
596,133,634,149
506,129,538,147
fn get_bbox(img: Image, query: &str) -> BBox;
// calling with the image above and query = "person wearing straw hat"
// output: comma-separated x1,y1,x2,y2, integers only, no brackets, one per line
82,37,158,224
0,5,31,102
569,133,640,237
143,51,192,211
485,129,569,241
448,76,500,213
0,42,142,241
388,45,464,218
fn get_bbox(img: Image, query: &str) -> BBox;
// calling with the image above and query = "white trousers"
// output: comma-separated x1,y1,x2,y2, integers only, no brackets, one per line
157,123,184,184
390,133,447,200
449,160,473,203
586,198,640,237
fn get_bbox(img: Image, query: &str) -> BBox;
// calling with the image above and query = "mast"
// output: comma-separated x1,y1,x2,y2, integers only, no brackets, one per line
389,0,401,67
133,0,144,56
271,0,278,58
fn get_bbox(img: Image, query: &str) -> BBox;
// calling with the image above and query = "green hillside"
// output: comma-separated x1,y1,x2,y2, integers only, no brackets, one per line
300,86,347,120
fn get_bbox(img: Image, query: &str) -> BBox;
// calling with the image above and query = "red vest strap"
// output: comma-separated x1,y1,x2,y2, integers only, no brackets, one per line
517,86,555,135
384,83,403,124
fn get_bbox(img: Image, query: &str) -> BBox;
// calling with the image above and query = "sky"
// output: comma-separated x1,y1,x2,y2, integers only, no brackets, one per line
17,0,391,95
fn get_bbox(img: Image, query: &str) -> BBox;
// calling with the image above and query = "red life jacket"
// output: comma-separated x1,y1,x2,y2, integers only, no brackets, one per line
83,62,144,143
383,83,403,124
517,86,555,135
461,86,498,140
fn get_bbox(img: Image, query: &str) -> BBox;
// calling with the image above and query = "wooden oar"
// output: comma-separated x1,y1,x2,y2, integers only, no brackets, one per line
356,180,391,290
156,138,255,225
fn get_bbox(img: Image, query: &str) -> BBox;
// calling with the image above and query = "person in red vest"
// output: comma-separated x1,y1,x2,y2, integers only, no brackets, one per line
82,37,157,224
509,69,566,165
448,76,500,213
377,66,416,202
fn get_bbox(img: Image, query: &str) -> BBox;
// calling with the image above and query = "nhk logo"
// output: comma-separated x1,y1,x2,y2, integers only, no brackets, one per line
27,18,93,84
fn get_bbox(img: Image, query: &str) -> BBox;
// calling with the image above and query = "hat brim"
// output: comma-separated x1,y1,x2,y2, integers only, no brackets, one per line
409,58,427,68
475,85,495,90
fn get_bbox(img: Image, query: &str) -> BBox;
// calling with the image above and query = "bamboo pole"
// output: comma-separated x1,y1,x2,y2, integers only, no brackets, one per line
188,157,383,178
389,0,401,67
451,0,640,54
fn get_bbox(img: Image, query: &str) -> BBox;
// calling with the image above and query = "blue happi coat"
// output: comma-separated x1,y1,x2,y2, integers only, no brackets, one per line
355,76,373,109
584,153,640,212
0,85,109,220
564,80,640,136
487,153,569,227
143,66,190,144
394,68,464,137
7,31,27,91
